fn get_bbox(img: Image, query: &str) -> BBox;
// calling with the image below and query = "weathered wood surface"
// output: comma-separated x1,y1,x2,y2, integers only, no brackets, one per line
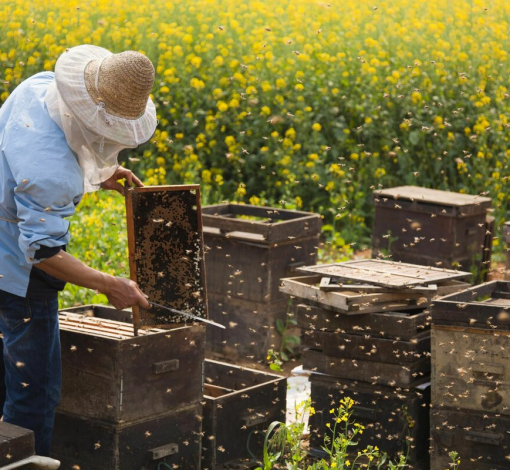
126,185,207,330
430,281,510,329
374,186,491,213
281,276,432,314
204,232,319,303
202,203,322,244
0,422,34,467
318,277,439,294
51,404,202,470
432,325,510,415
202,360,286,469
302,329,430,364
302,349,430,387
206,293,291,364
297,260,471,288
372,186,491,277
430,407,510,470
296,304,430,340
309,374,430,464
59,306,205,423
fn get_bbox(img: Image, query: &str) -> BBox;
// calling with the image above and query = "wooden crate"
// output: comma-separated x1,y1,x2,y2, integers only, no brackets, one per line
281,274,470,316
430,407,510,469
309,374,430,465
302,349,430,388
503,222,510,279
51,403,202,470
58,305,205,423
296,304,430,341
302,329,430,364
0,422,34,467
430,281,510,329
432,324,510,415
297,259,471,288
202,203,321,303
372,186,491,275
202,360,287,469
206,293,291,364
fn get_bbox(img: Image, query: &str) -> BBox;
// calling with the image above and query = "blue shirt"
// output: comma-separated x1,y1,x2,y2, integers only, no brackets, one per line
0,72,84,298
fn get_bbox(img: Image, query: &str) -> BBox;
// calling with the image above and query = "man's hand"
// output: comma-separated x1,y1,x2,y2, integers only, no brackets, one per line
101,167,144,196
102,276,151,311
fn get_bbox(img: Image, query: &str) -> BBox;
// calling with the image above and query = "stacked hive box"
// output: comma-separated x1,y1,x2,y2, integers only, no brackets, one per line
430,281,510,469
201,359,287,469
202,204,321,365
503,222,510,279
372,186,492,281
51,305,205,470
281,260,472,468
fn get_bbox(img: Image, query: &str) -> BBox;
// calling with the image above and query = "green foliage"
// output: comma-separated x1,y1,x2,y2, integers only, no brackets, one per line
2,0,510,259
257,397,412,470
59,191,128,309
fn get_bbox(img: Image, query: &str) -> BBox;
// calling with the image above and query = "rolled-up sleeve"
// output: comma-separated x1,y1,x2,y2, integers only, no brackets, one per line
14,176,78,264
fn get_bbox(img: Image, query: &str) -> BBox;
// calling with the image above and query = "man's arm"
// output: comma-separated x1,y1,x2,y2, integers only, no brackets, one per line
37,250,149,310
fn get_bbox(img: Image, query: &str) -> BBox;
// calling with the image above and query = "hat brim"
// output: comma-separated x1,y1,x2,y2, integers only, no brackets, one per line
55,45,157,146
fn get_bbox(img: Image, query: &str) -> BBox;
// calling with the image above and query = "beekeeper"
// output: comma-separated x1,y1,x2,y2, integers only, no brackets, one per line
0,45,155,455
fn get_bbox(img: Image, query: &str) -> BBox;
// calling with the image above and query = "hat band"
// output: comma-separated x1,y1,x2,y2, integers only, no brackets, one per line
94,57,107,93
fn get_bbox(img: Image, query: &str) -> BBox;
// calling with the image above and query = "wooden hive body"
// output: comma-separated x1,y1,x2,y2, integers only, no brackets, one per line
205,293,290,364
430,408,510,470
52,403,202,470
372,186,491,276
432,325,510,415
201,360,286,469
0,422,34,467
58,306,205,423
202,203,321,303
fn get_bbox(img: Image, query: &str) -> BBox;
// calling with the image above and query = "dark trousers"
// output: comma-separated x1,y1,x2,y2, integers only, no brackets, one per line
0,290,61,456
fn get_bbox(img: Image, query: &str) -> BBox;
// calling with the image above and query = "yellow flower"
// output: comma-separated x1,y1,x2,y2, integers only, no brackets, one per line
312,123,322,131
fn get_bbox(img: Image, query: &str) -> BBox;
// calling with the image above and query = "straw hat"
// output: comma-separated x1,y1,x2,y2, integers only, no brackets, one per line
83,51,154,120
54,45,157,147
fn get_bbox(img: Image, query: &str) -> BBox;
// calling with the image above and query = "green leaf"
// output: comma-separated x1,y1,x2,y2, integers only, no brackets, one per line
276,318,285,335
409,130,421,145
269,363,282,372
280,351,289,362
285,334,301,345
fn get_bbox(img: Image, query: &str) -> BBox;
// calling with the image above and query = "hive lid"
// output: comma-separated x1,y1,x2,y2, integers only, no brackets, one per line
297,259,471,288
374,186,491,211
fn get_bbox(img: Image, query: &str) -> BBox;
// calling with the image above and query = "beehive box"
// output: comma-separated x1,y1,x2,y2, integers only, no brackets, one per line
205,293,290,364
202,360,286,469
430,407,510,470
432,324,510,415
0,422,34,467
57,305,205,423
430,281,510,329
301,329,430,364
52,403,202,470
503,222,510,279
202,203,321,303
372,186,492,276
296,304,431,341
302,349,430,388
309,374,430,466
